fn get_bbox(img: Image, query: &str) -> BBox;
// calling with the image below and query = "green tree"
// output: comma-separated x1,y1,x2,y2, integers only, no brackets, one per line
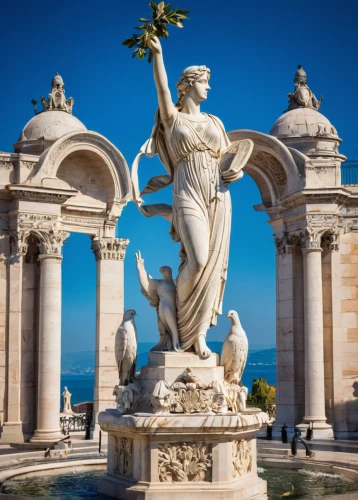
247,377,276,408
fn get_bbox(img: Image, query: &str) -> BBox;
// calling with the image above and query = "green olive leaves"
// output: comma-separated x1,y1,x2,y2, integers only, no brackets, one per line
122,2,189,62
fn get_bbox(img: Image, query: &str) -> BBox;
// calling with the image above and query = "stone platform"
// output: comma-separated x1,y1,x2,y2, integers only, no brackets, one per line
137,351,224,393
98,411,267,499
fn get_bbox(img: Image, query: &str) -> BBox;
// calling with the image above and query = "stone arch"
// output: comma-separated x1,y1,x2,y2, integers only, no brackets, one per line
228,130,304,208
25,130,132,205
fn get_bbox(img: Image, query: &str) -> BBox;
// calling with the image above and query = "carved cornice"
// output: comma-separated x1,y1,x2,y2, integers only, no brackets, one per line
281,188,350,211
62,215,103,226
91,237,129,261
8,187,73,204
13,212,59,229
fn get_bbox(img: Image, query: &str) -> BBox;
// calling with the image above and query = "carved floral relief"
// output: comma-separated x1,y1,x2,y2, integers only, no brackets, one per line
158,442,212,483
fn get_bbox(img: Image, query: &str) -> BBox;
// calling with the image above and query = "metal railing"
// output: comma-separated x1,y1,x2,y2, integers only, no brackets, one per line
341,163,358,185
60,412,92,435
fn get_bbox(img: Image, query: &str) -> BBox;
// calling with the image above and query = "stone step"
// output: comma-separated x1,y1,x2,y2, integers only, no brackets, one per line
259,447,290,456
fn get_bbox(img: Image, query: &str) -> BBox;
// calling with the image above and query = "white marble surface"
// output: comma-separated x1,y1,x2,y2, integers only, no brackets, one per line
99,410,267,499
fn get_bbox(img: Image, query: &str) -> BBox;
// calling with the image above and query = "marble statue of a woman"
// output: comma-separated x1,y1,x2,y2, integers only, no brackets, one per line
131,36,253,359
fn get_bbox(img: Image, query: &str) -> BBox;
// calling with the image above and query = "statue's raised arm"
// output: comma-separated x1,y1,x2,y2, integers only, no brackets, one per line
148,37,176,125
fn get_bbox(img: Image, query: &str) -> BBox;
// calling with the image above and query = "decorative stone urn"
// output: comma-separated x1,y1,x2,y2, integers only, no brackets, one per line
98,352,268,499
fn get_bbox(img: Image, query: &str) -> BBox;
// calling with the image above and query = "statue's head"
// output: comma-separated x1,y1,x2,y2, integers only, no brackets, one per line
159,265,172,278
176,66,211,110
294,65,307,87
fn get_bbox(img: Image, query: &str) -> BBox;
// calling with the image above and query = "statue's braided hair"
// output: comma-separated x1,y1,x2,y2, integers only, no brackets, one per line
175,65,211,110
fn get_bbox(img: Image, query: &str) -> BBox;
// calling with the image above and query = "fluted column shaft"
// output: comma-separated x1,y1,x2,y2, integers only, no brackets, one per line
299,245,333,438
31,229,68,442
302,248,327,422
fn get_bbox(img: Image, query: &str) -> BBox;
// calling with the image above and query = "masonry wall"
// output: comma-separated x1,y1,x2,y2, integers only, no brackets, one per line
335,232,358,437
275,246,304,429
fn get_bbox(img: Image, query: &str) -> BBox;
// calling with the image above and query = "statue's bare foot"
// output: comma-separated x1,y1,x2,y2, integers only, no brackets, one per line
194,335,211,360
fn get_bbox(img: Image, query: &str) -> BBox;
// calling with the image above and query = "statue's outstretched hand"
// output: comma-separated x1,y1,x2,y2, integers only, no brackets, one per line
148,36,162,55
135,251,144,267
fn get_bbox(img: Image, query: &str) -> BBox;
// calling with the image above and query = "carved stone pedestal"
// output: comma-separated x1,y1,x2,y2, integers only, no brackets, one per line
99,411,267,499
98,353,267,499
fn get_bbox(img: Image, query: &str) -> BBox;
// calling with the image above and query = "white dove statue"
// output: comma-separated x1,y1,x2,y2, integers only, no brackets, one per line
115,309,138,385
221,310,248,385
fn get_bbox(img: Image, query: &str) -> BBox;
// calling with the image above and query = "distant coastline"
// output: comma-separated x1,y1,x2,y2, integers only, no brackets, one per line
61,343,276,375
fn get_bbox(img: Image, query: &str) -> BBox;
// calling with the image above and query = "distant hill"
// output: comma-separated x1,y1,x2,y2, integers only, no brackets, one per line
62,344,276,375
62,351,95,374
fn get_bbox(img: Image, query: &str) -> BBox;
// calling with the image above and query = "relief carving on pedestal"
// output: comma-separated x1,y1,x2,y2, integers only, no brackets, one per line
232,439,252,478
114,437,133,477
158,443,212,483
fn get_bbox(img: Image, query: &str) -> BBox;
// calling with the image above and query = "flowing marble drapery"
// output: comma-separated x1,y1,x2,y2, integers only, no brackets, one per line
132,110,240,350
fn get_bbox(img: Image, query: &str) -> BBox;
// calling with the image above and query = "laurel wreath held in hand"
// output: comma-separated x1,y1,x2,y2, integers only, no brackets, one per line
122,2,189,62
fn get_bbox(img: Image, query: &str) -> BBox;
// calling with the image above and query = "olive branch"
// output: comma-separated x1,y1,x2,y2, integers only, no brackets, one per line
122,2,189,62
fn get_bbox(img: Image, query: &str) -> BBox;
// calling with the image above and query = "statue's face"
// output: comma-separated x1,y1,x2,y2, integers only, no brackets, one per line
185,73,210,104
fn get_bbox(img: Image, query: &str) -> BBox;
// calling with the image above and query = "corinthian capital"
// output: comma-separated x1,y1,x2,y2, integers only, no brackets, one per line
32,229,69,255
274,232,300,255
91,237,129,261
300,214,341,251
9,228,31,256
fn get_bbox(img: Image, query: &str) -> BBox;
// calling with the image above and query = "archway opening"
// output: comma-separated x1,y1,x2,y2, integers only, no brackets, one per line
61,232,96,409
225,172,276,390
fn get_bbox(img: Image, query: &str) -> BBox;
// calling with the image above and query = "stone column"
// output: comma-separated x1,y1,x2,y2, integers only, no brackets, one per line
273,233,300,434
0,232,28,443
91,237,129,437
298,232,333,438
31,229,68,442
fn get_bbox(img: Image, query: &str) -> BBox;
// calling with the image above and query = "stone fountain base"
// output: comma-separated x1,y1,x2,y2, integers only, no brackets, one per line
98,352,268,499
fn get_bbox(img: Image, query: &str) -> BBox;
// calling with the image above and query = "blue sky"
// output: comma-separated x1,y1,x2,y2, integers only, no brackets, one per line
1,0,357,353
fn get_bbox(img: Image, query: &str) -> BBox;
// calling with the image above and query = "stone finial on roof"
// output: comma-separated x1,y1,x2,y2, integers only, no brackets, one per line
286,65,322,112
35,73,74,114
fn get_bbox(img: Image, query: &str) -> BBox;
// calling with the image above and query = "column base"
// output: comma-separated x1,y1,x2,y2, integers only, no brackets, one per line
0,422,24,443
296,422,333,439
30,428,64,443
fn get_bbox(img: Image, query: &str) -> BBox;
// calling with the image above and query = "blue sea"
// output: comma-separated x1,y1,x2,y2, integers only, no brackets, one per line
61,345,276,405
